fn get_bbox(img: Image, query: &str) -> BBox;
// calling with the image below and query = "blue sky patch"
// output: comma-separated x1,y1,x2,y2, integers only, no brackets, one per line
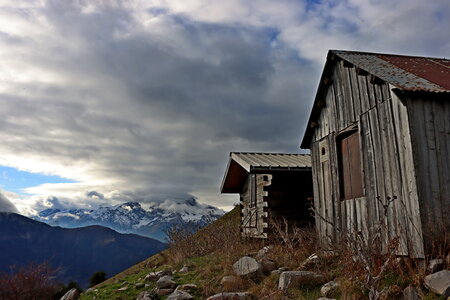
0,165,76,195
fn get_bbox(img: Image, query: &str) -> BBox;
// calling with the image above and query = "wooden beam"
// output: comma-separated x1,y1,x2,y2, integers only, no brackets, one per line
369,74,384,85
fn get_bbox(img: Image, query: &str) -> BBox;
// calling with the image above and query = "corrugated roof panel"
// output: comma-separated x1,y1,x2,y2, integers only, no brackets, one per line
230,152,311,170
333,50,450,93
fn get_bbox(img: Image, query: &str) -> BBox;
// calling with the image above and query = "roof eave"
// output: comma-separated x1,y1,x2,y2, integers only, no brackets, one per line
300,50,336,149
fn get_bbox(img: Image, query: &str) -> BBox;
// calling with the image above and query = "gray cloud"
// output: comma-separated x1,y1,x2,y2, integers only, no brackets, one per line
0,0,449,213
0,192,18,213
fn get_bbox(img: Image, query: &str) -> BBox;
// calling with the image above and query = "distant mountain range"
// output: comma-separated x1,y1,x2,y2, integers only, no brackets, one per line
0,212,166,288
33,199,225,242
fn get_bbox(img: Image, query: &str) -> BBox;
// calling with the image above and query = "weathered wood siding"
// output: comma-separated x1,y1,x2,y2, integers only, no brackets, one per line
310,60,425,257
406,96,450,252
240,174,271,238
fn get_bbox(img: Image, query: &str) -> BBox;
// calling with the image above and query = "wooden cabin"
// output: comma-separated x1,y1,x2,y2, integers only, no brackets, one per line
301,50,450,258
221,152,313,238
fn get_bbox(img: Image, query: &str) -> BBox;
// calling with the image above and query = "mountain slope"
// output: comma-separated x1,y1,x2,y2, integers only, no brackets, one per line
33,199,224,242
0,212,166,288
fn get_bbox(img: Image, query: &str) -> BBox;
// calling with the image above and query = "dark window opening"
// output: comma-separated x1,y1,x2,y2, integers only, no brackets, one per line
249,174,257,208
337,130,364,200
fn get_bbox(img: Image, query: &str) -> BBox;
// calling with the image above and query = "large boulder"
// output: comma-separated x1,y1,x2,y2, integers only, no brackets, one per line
233,256,262,278
157,275,177,289
60,288,80,300
424,270,450,295
167,290,194,300
278,271,325,290
207,292,253,300
136,290,158,300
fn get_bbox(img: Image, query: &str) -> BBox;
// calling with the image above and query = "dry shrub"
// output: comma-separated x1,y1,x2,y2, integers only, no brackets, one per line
166,207,260,265
267,217,319,270
0,262,60,300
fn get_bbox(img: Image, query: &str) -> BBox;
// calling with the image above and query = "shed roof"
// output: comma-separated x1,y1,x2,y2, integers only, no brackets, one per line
221,152,311,193
333,50,450,92
301,50,450,148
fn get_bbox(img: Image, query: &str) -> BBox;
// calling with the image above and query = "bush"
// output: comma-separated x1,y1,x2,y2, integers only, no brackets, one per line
89,271,107,287
0,262,59,300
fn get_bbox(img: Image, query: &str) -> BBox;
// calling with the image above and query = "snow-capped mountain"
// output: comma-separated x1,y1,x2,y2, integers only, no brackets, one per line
33,199,224,242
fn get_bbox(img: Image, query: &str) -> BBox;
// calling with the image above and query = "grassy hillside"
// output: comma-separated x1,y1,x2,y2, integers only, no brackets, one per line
79,207,445,300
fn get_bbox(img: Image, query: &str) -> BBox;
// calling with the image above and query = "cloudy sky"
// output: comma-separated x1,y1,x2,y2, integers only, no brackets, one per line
0,0,449,215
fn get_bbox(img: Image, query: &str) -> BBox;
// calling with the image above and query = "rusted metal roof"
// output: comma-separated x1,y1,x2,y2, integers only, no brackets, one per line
230,152,311,171
221,152,311,193
333,50,450,92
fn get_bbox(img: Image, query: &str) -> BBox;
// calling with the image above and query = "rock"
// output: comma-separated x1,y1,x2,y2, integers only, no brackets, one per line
260,258,277,274
135,282,145,289
136,290,158,300
427,259,444,274
446,253,450,266
424,270,450,295
115,286,128,292
402,286,420,300
278,271,325,290
233,256,262,278
145,270,172,281
167,290,194,300
256,246,273,259
157,288,175,295
320,281,340,297
179,265,189,273
157,275,177,289
301,253,320,269
60,288,80,300
207,292,253,300
221,275,239,286
179,283,198,291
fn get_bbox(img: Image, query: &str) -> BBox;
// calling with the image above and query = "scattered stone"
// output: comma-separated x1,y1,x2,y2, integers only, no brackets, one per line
300,253,320,269
60,288,80,300
402,286,420,300
85,288,94,294
278,271,325,290
177,283,198,291
424,270,450,295
167,290,194,300
221,275,239,286
320,281,340,297
179,265,189,273
157,275,177,289
135,282,145,289
145,284,150,288
157,288,175,295
278,266,289,272
145,270,172,281
115,286,128,292
121,281,128,286
427,259,444,274
260,258,277,274
136,290,158,300
256,246,273,259
207,292,253,300
233,256,262,278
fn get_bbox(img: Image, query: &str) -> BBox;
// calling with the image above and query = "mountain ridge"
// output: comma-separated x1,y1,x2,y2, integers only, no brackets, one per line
33,199,225,242
0,212,166,288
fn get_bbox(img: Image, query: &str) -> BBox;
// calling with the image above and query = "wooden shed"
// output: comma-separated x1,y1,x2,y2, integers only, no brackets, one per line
221,152,313,238
301,50,450,258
